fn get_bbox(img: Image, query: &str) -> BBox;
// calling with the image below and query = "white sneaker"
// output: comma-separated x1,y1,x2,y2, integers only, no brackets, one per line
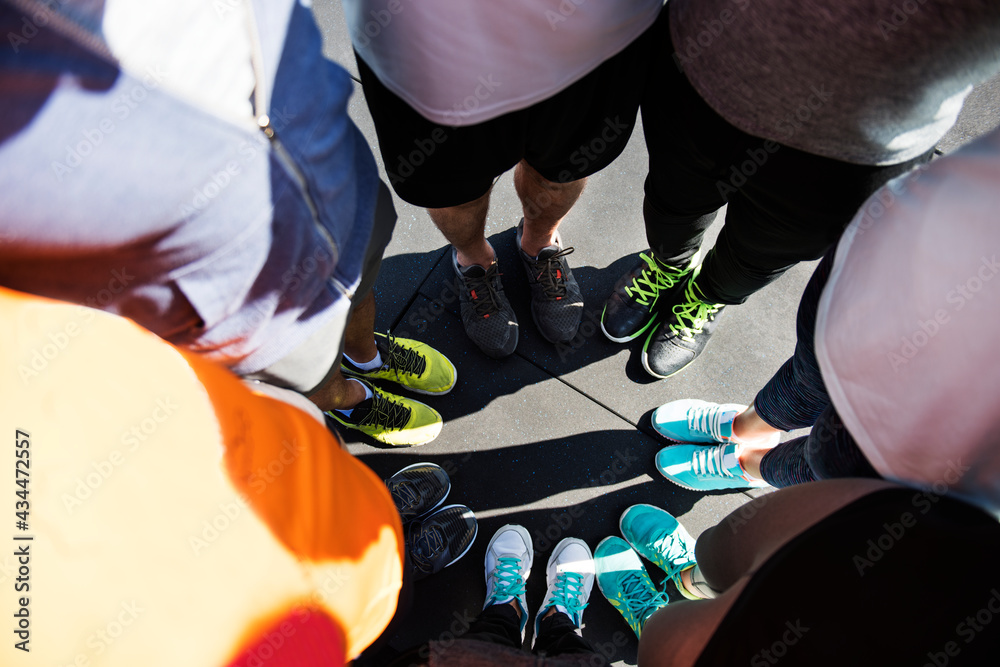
484,524,533,639
533,538,595,641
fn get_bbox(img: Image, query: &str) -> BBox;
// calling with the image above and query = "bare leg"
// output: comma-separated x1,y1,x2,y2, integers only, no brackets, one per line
731,405,782,479
428,188,494,268
513,160,586,256
307,291,378,412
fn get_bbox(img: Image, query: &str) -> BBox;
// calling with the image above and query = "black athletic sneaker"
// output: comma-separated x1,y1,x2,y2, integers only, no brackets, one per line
516,219,583,344
642,273,725,379
453,247,518,359
408,504,478,580
601,251,698,343
385,462,451,523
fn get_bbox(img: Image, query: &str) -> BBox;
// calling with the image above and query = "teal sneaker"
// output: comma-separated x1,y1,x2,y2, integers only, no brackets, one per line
483,524,533,640
651,399,746,443
620,504,700,600
534,538,595,642
655,443,768,491
594,536,669,638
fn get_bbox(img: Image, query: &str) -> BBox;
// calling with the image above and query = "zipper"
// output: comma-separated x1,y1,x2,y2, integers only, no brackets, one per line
243,1,348,296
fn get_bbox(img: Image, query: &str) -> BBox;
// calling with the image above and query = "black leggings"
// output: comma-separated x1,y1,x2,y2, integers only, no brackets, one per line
641,10,930,305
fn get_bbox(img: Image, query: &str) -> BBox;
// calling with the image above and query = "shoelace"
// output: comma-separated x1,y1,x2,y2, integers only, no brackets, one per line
465,263,507,318
356,389,411,431
613,571,669,630
381,333,427,378
545,571,588,619
649,532,695,580
624,253,683,306
410,523,446,573
527,247,575,300
690,445,736,480
668,282,721,342
386,478,420,514
487,556,527,604
686,404,729,442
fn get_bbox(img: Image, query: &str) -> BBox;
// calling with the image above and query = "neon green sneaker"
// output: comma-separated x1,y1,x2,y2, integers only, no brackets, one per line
594,536,669,638
326,381,442,447
642,271,725,379
342,333,457,396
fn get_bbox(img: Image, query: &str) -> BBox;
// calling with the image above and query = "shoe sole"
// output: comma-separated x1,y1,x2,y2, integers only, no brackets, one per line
324,408,443,447
388,462,452,523
600,304,658,344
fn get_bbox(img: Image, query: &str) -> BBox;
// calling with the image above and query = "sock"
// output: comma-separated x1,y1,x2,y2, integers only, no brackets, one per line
334,379,373,418
344,348,382,372
682,565,719,599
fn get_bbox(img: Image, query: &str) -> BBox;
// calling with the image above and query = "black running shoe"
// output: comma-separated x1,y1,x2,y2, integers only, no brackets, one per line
642,272,725,379
385,462,451,523
516,218,583,344
453,247,518,359
408,504,478,580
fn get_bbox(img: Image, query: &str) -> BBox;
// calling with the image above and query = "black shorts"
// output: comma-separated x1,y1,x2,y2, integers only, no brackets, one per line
356,11,661,208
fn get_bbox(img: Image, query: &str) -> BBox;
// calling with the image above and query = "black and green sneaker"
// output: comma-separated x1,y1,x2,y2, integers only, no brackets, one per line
601,251,698,343
642,272,725,379
342,333,457,396
325,380,442,446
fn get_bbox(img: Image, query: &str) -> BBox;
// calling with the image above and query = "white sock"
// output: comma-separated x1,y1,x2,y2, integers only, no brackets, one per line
334,379,374,417
344,347,382,371
684,565,719,599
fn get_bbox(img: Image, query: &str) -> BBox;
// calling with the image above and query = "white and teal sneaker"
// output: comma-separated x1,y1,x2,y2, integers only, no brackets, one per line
594,536,669,639
620,505,700,600
534,538,595,642
651,399,747,443
484,524,533,640
655,443,768,491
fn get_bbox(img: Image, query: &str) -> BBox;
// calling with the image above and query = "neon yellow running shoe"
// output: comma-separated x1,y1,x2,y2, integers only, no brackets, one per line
326,381,442,447
342,333,457,396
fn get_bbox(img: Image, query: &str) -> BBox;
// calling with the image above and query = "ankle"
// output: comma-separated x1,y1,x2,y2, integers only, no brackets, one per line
455,242,495,269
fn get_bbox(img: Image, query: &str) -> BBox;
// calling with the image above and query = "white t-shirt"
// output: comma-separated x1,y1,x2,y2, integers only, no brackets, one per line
344,0,663,126
816,127,1000,513
102,0,256,126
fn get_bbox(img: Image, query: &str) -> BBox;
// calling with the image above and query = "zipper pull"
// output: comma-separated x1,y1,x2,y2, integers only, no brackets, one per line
257,114,274,139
